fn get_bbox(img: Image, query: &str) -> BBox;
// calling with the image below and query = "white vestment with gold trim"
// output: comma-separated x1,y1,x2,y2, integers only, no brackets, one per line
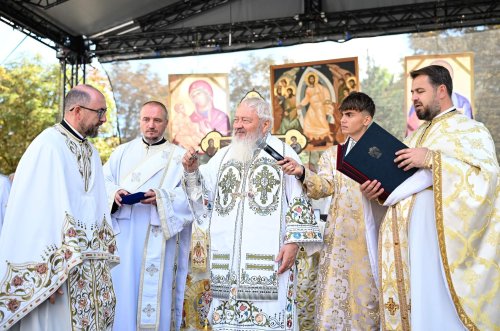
376,111,499,331
104,138,192,331
0,124,119,331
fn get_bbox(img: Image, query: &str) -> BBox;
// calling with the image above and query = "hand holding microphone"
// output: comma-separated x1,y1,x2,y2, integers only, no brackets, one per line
262,144,284,161
260,142,304,178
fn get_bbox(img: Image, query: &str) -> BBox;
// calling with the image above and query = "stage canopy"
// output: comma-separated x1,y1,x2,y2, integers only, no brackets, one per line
1,0,499,64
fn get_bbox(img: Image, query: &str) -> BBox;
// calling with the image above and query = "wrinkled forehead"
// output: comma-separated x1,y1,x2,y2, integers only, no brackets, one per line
235,103,259,119
140,104,167,120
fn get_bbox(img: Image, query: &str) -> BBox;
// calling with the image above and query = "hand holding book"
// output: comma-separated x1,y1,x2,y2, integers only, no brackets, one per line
336,122,418,200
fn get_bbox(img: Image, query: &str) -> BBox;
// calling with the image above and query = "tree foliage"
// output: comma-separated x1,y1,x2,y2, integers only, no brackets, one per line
361,57,406,140
0,56,60,174
0,57,131,172
105,62,169,142
85,65,121,163
409,26,500,158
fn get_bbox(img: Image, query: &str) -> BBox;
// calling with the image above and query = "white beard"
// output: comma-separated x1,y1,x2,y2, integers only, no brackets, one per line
228,130,263,163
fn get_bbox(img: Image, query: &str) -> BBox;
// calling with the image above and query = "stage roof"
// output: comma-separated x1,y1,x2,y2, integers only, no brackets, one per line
1,0,499,63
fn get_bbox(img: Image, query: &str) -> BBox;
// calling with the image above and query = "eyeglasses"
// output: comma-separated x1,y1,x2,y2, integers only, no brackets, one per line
71,105,107,119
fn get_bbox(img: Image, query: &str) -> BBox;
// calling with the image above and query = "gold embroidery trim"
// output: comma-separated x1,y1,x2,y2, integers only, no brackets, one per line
391,206,410,331
378,208,387,331
385,297,400,316
433,152,478,331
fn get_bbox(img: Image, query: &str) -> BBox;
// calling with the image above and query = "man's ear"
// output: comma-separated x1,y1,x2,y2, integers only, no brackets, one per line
262,119,271,134
73,105,82,119
438,84,449,100
363,114,372,127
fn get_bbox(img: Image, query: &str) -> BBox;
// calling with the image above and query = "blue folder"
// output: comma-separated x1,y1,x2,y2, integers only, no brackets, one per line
337,122,417,199
121,192,146,205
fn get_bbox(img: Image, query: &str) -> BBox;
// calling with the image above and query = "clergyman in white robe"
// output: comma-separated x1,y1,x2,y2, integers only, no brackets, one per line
0,121,119,330
184,133,322,331
104,137,193,331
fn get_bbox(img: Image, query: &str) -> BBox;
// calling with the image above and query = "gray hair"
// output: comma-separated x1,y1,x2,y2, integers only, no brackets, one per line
240,97,274,133
63,84,101,112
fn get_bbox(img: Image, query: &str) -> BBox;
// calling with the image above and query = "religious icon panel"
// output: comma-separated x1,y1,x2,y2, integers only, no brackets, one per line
169,73,230,150
404,53,474,136
270,57,358,151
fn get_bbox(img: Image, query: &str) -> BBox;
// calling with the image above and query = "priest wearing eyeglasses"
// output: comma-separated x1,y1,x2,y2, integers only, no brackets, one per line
0,84,119,330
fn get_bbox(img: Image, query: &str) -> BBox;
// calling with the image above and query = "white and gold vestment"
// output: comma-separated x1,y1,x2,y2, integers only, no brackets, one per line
378,111,499,331
184,134,322,331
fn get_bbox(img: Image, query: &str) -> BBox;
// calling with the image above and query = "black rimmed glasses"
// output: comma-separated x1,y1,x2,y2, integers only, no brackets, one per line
73,105,107,119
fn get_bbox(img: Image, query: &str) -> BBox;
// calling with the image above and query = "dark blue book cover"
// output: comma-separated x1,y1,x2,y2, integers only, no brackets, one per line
121,192,146,205
342,122,417,196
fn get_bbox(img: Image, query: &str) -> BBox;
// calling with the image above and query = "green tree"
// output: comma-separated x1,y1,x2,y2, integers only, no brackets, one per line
85,65,121,163
0,56,60,174
409,27,500,158
104,62,169,142
361,57,406,140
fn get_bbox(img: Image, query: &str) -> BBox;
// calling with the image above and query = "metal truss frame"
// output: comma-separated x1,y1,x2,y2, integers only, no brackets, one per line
1,0,89,110
93,0,500,62
1,0,499,64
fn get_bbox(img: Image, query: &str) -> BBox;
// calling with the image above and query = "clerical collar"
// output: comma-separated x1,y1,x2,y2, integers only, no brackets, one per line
345,137,357,155
435,106,456,119
60,119,85,142
142,137,167,146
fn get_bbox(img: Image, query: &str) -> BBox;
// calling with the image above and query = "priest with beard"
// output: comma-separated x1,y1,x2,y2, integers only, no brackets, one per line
0,84,118,330
363,65,499,330
182,92,322,331
103,101,192,331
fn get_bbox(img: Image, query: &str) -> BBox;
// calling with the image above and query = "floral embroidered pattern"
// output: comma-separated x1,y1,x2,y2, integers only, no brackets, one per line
284,196,322,243
56,125,93,192
240,270,278,287
0,213,117,330
211,269,296,330
212,299,283,328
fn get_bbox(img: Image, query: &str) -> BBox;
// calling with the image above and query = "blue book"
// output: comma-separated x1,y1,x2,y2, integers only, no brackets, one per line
121,192,146,205
337,122,417,199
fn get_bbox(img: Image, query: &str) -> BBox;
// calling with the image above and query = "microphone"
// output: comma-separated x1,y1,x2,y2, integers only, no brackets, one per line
256,137,285,161
262,144,284,161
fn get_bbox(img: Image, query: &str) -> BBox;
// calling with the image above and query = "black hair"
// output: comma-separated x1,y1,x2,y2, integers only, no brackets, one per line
410,65,453,97
339,91,375,117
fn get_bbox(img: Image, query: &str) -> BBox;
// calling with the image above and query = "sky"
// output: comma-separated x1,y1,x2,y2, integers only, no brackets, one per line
0,21,413,81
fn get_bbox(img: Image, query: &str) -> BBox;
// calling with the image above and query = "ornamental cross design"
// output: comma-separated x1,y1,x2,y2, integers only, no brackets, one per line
151,226,162,238
385,297,399,315
131,172,141,182
219,168,239,205
143,304,155,317
146,263,159,277
253,166,279,204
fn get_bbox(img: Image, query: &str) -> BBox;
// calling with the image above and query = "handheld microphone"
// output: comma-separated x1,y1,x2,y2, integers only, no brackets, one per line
262,144,284,161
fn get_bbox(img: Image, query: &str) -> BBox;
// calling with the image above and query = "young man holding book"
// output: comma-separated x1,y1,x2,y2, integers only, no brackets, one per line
363,65,499,330
279,92,381,330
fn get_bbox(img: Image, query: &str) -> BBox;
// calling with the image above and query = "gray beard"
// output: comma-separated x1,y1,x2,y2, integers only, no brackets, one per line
84,125,99,138
228,130,264,163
